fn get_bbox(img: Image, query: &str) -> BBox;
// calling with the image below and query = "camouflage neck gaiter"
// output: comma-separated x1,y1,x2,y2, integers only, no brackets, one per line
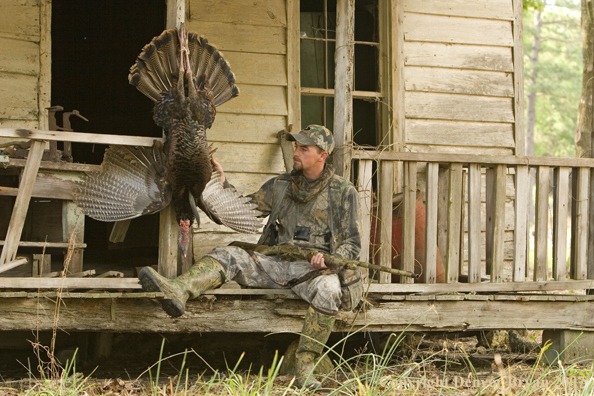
289,164,335,203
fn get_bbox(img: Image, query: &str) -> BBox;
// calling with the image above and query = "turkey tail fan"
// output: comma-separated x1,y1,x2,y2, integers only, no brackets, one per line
130,28,239,107
198,172,262,233
74,144,172,222
129,29,179,102
187,33,239,107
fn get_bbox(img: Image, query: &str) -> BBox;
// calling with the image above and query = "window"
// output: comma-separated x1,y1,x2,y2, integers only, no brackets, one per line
299,0,383,148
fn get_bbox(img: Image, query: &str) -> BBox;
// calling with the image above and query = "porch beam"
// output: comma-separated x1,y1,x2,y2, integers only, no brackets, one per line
0,128,164,147
1,278,594,294
352,150,594,168
512,0,525,156
333,0,354,177
2,294,594,333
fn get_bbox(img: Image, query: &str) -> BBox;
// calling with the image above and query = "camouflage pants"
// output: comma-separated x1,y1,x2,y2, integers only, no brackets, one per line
206,246,342,315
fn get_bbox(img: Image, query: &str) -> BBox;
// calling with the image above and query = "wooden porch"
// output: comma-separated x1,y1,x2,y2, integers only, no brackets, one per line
1,128,594,334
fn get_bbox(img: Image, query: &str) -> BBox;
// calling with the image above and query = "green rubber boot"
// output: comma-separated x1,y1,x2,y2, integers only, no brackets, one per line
138,256,226,318
294,306,336,391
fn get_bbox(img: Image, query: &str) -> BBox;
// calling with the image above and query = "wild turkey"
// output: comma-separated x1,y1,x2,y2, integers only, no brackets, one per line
74,26,261,257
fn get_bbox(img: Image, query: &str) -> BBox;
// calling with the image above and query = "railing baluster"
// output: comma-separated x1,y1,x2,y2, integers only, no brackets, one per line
425,162,439,284
446,163,463,283
402,161,417,284
553,167,569,281
589,166,594,281
534,166,550,281
378,160,394,284
571,167,589,280
513,165,529,281
486,167,494,276
467,163,482,283
357,159,373,283
490,164,506,283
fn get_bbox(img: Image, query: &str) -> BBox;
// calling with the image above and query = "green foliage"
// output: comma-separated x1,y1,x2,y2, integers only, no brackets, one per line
524,0,545,11
524,0,582,157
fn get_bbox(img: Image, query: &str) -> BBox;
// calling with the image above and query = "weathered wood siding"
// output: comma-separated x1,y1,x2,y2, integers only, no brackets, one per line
0,0,41,133
187,0,289,255
402,0,516,155
398,0,520,279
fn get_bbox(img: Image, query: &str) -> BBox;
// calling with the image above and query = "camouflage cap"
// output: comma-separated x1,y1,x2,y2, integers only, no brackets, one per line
287,124,335,154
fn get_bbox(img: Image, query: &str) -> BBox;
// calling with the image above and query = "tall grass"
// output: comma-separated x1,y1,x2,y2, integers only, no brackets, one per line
3,330,594,395
3,312,594,396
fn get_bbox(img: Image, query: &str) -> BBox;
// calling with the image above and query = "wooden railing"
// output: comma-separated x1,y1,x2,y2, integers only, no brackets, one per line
353,150,594,293
0,128,164,277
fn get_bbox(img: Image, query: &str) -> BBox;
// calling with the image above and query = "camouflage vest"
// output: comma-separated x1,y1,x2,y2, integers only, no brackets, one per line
258,173,346,254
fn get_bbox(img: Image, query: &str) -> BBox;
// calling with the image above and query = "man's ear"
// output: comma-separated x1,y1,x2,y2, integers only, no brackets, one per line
319,151,328,162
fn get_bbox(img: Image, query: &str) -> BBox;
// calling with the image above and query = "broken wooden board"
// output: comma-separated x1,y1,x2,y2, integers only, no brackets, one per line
0,293,592,333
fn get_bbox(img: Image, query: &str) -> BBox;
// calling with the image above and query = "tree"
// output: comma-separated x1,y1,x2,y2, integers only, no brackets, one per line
575,0,594,157
526,6,544,157
524,0,581,157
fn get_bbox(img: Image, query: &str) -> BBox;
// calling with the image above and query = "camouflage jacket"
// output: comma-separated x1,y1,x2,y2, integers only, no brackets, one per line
249,173,361,260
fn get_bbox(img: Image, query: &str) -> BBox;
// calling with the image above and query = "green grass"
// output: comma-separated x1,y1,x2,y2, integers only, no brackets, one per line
2,332,594,395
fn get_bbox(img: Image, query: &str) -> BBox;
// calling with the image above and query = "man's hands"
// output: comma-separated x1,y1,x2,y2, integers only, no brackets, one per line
310,252,327,270
211,156,226,183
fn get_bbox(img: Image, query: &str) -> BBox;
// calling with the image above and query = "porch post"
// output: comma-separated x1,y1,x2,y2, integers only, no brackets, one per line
333,0,354,177
158,0,189,277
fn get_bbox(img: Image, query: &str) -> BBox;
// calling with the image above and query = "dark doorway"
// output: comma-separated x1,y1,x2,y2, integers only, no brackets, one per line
51,1,166,266
51,0,165,164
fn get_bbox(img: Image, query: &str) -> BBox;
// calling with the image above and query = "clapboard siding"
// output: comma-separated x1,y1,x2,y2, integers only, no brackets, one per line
187,20,286,54
405,67,513,97
401,0,517,155
223,171,278,195
0,73,38,120
0,0,39,42
405,92,514,123
406,120,515,148
0,37,38,75
186,0,289,247
0,0,40,128
189,0,287,27
404,42,513,72
408,145,514,156
207,113,286,144
223,52,287,86
0,120,38,129
404,0,513,20
218,84,288,116
404,13,513,46
213,142,285,174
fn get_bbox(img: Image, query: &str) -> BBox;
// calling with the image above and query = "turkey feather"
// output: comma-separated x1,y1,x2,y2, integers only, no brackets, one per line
76,26,260,252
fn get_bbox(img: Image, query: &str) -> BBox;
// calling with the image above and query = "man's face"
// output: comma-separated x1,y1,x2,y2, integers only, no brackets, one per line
293,142,325,172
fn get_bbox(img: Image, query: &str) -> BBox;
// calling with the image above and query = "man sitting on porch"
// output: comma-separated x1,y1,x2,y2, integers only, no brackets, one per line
138,125,363,390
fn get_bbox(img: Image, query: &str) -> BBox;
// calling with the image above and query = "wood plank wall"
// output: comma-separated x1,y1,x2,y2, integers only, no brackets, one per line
402,0,516,155
399,0,518,280
0,0,41,133
187,0,289,256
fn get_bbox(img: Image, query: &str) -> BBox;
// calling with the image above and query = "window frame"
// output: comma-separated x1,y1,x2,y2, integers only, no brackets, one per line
292,0,392,153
